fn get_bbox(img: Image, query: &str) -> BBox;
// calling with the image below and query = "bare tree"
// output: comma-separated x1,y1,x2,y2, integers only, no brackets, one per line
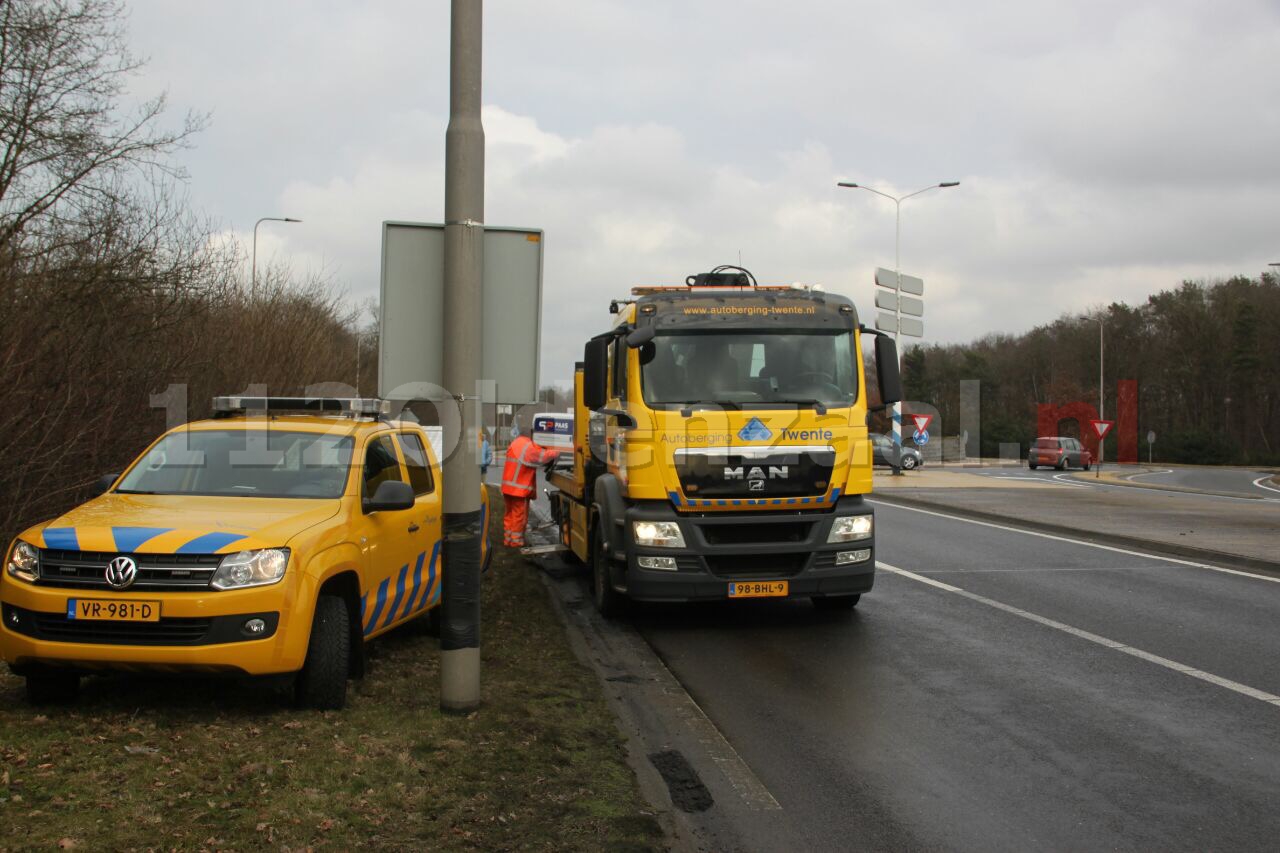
0,0,203,256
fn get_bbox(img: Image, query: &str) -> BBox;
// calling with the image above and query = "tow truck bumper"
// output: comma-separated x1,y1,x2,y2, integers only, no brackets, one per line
619,496,876,603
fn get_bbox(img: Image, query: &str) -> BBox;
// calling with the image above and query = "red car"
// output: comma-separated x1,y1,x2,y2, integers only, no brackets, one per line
1029,436,1092,471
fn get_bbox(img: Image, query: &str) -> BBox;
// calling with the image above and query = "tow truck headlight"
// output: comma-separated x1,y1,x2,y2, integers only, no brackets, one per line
211,548,289,590
632,521,685,548
828,515,873,543
5,541,39,583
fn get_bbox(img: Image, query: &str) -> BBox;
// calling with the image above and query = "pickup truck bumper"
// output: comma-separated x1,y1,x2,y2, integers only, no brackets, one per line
618,496,875,603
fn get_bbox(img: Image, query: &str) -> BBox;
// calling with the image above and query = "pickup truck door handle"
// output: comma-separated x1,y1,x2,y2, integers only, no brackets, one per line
407,523,420,533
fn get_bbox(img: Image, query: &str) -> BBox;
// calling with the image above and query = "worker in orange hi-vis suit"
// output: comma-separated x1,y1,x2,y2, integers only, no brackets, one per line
501,433,559,548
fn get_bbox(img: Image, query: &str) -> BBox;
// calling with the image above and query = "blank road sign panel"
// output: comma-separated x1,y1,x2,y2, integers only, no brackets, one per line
877,311,924,337
875,289,924,317
380,222,543,404
874,267,924,295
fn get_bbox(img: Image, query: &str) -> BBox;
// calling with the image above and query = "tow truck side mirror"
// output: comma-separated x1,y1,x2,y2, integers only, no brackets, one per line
875,336,903,405
583,337,608,410
363,480,415,514
90,473,119,498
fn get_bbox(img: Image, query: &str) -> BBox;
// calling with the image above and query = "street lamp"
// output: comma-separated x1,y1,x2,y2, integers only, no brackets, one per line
252,217,302,293
835,180,959,462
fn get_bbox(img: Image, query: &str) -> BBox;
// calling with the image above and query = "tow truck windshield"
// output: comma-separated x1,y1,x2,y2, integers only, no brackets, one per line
115,429,354,498
641,331,857,408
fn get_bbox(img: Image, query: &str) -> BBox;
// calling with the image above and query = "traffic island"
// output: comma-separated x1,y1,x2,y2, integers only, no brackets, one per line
0,487,664,851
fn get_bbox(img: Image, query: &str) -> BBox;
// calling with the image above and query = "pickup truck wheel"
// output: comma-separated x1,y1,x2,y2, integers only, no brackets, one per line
25,671,79,704
592,524,626,619
295,594,350,710
812,595,860,611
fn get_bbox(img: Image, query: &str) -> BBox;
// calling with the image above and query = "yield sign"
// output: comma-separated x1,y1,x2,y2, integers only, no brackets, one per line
1090,419,1114,439
910,414,934,434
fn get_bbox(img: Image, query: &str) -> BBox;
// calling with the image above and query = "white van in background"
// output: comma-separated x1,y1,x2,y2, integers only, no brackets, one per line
532,412,573,455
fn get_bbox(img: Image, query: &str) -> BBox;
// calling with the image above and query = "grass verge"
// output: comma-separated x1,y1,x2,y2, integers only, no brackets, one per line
0,488,664,851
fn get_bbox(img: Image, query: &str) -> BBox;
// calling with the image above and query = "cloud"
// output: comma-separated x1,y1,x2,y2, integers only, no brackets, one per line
125,0,1280,392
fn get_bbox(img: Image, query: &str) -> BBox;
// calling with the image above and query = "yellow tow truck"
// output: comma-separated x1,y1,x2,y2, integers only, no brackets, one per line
1,397,489,707
547,267,902,615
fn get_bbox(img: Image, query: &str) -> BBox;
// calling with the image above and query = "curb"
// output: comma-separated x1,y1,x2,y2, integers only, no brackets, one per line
871,492,1280,577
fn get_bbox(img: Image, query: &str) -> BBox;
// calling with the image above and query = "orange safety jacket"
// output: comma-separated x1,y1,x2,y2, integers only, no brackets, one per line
501,435,559,498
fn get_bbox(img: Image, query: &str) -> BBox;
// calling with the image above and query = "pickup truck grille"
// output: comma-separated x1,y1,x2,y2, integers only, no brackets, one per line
37,549,220,591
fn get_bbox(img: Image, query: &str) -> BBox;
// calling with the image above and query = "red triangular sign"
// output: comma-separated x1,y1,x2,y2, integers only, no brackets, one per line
910,414,933,433
1090,419,1114,439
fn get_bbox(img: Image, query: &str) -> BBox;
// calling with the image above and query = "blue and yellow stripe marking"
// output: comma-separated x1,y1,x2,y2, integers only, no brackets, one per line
177,532,248,554
111,526,172,552
359,541,444,637
43,528,79,550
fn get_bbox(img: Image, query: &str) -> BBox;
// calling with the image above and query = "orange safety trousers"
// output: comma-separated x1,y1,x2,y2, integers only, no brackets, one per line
503,495,530,547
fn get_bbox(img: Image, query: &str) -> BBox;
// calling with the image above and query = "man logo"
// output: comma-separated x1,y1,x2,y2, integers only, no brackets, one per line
724,465,789,483
105,555,138,589
748,480,764,491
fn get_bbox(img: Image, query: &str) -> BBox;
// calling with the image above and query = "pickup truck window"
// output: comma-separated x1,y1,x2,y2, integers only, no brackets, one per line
115,430,353,498
641,331,856,409
363,435,404,495
398,432,436,496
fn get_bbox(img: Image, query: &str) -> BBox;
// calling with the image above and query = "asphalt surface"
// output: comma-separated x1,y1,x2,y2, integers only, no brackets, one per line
629,501,1280,851
949,462,1280,500
1120,464,1279,498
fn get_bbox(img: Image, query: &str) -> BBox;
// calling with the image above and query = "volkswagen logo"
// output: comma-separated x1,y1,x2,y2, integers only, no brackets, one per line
105,556,138,589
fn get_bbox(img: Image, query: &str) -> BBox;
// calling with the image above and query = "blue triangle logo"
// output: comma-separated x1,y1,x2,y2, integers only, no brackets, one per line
738,418,773,442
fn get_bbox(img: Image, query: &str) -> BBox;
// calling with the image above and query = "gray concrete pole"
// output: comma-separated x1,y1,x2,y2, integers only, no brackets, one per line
439,0,484,713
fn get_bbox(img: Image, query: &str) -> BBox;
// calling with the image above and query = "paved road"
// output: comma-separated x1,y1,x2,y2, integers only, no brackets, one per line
1120,464,1279,498
936,463,1280,502
631,501,1280,851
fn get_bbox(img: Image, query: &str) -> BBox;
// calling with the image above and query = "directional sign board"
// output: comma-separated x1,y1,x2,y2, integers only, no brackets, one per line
875,267,924,295
1090,419,1114,439
380,222,543,404
1147,430,1156,444
875,289,924,317
876,311,925,338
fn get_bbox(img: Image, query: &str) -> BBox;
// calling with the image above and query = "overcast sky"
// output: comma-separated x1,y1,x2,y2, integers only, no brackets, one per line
127,0,1280,387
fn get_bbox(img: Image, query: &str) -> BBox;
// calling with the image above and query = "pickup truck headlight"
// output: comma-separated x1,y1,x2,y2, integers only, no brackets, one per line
828,515,873,543
632,521,685,548
5,541,39,583
211,548,289,590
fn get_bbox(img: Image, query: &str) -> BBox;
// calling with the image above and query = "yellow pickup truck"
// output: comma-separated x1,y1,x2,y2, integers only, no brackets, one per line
1,397,488,708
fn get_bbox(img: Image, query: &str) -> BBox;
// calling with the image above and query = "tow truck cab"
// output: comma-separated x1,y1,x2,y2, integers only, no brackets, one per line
547,268,902,614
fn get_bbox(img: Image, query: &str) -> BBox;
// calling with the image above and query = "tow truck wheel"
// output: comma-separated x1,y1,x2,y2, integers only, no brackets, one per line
295,594,350,710
812,594,860,611
592,523,626,619
25,671,79,704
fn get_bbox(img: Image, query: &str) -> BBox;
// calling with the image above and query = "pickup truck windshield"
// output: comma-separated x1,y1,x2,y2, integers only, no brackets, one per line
116,430,354,498
641,331,857,408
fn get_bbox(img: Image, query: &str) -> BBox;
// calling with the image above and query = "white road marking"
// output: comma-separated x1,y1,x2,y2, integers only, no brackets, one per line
1127,468,1174,481
1254,476,1280,495
868,499,1280,584
878,561,1280,708
1051,473,1093,488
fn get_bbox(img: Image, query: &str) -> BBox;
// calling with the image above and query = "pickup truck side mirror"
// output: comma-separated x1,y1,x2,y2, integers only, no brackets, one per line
90,473,120,498
363,480,415,514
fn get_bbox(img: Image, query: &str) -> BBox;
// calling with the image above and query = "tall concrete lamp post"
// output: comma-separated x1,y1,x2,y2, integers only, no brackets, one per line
836,181,958,462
